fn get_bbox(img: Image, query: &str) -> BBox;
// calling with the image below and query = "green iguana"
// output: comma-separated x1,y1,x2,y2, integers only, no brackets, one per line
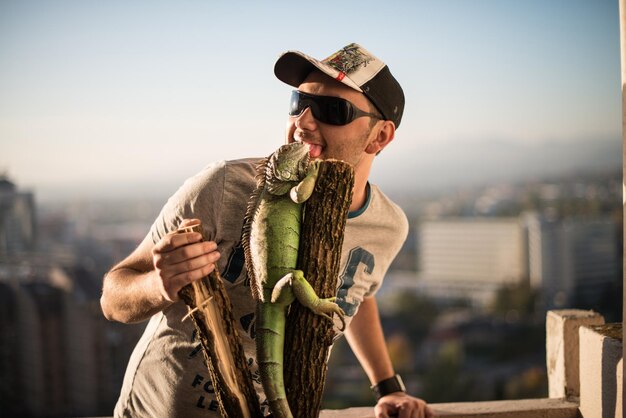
242,142,346,418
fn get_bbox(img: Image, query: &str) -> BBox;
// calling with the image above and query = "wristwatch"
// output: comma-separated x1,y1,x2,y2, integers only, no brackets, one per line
371,374,406,400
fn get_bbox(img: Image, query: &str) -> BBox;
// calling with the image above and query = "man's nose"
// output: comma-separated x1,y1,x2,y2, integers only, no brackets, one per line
294,107,318,131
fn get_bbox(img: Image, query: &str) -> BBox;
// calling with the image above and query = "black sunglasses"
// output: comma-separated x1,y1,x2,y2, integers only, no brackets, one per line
289,90,382,126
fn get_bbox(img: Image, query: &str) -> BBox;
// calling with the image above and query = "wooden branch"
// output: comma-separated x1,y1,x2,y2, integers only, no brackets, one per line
283,160,355,418
177,223,263,418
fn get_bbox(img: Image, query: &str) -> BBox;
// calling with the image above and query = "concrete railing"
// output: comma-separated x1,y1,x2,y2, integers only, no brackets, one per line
320,398,580,418
319,310,622,418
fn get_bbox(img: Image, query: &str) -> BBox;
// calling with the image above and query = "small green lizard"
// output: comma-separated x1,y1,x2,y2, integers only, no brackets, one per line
242,142,346,418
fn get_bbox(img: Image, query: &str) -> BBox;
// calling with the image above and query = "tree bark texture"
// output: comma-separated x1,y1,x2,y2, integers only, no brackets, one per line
177,223,263,418
284,160,355,418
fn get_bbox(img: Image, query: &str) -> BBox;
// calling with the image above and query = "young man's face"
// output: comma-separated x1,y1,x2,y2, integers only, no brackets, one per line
285,71,381,169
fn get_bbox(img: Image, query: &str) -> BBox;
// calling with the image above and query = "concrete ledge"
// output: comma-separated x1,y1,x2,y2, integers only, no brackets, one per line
579,323,623,418
546,309,604,398
320,398,580,418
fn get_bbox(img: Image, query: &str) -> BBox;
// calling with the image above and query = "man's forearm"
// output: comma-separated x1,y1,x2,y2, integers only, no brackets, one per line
101,264,170,324
344,296,395,384
100,223,220,324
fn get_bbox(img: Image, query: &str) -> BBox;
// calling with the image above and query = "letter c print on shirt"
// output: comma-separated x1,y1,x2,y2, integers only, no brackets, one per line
336,247,375,316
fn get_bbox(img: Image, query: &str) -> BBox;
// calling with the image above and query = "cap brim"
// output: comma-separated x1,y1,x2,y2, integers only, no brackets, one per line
274,50,363,92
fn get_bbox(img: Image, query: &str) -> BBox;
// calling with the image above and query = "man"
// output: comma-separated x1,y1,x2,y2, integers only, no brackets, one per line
101,43,433,418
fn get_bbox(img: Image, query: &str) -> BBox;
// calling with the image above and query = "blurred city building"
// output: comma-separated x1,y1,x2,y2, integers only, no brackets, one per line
0,176,36,255
416,218,527,307
0,180,146,417
415,213,619,310
525,214,618,310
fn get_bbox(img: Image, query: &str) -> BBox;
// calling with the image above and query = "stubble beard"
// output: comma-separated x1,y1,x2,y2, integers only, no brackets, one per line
334,124,375,168
292,122,375,167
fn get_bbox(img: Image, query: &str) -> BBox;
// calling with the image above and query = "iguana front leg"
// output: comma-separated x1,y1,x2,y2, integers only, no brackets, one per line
272,270,346,331
282,161,346,330
290,161,320,203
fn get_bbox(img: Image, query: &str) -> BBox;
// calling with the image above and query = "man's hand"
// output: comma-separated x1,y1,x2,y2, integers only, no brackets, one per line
375,392,433,418
151,218,221,302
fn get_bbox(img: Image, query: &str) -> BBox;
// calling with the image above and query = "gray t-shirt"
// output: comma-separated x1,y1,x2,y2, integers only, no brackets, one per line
114,158,408,417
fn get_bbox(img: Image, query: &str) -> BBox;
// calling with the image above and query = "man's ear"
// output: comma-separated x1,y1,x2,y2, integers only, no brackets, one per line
365,120,396,155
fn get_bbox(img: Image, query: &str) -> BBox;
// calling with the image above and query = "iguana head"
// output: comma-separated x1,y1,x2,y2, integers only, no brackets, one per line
267,142,310,182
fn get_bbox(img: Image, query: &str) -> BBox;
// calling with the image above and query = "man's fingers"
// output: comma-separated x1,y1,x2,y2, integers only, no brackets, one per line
155,241,218,267
375,404,392,418
397,404,410,418
160,249,221,276
153,231,203,253
150,221,222,301
179,218,201,228
157,260,218,302
410,406,420,418
169,262,217,291
376,395,432,418
425,405,434,418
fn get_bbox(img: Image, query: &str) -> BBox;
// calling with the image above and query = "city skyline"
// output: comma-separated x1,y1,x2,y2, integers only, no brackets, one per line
0,99,621,415
0,1,621,202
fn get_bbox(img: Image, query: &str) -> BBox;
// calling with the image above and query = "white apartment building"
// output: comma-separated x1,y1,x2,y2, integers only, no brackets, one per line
416,214,618,308
416,218,526,307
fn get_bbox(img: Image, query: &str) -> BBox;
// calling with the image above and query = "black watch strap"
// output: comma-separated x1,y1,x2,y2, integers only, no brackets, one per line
371,374,406,400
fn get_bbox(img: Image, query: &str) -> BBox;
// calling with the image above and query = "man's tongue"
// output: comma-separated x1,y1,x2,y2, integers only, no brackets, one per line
308,143,323,158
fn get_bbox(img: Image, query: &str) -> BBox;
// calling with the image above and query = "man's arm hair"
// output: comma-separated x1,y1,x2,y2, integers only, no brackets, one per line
100,234,171,323
344,296,395,384
100,221,220,324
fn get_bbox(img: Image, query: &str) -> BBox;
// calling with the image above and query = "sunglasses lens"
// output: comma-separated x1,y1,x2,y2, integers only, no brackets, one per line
289,91,354,126
289,91,303,116
323,99,350,125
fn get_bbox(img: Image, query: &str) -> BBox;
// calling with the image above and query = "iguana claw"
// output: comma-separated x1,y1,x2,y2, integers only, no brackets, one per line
273,271,346,331
313,299,346,331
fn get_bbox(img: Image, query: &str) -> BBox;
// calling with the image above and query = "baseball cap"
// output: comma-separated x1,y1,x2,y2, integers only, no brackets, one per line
274,43,405,128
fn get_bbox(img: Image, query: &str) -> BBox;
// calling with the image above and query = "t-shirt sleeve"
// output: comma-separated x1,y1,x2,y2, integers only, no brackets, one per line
363,197,409,298
149,161,226,244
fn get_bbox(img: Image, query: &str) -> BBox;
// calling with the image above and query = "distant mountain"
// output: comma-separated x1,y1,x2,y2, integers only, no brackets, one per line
373,136,622,195
33,136,621,204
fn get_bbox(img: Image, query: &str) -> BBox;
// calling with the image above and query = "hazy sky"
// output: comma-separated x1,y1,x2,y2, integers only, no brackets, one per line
0,0,621,201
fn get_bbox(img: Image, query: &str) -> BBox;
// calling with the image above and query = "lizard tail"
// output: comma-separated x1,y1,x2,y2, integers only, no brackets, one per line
256,303,293,418
268,399,292,418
